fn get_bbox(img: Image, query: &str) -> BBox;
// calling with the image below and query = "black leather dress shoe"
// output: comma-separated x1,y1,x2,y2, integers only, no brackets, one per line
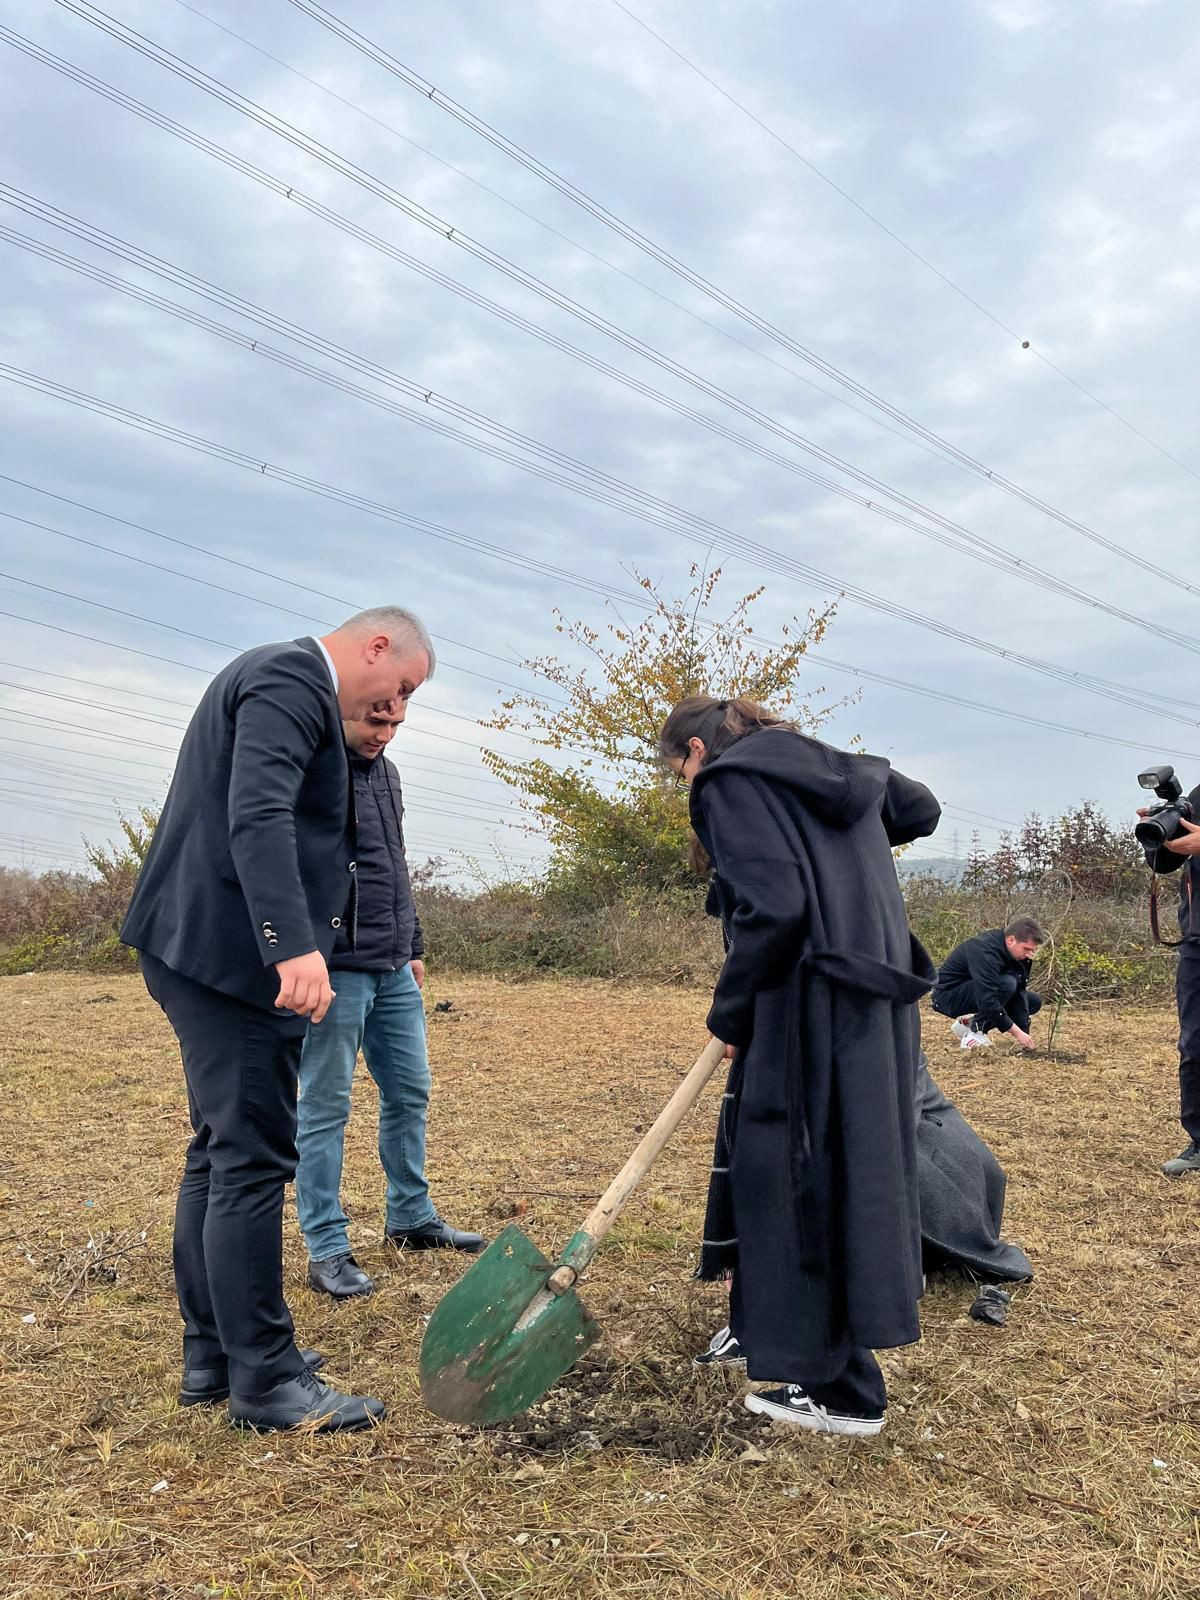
385,1218,486,1253
229,1368,385,1433
179,1347,325,1408
307,1253,375,1299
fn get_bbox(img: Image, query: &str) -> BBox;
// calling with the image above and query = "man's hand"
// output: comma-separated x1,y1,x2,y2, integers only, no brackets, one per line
1009,1025,1035,1050
410,958,426,989
275,951,335,1023
1165,819,1200,857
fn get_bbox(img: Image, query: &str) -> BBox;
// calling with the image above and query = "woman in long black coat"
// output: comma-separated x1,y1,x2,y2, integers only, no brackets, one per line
660,695,941,1435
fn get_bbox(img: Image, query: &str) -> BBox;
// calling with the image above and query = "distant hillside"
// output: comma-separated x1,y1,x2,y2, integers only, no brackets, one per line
896,854,964,883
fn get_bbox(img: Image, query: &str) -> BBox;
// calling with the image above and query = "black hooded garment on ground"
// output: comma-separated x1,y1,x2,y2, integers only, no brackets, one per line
915,1055,1033,1283
689,726,940,1386
702,1046,1034,1297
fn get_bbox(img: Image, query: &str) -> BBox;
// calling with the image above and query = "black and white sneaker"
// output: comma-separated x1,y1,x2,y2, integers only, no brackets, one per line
744,1385,884,1436
693,1325,746,1368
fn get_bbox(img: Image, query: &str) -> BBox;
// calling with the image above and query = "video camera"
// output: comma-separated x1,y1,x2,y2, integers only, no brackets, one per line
1136,764,1194,852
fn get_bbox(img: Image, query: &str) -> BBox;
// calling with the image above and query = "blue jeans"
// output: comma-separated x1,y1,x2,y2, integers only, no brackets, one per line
295,966,437,1262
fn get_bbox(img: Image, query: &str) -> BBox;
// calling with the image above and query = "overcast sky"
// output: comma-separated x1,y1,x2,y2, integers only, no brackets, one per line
0,0,1197,880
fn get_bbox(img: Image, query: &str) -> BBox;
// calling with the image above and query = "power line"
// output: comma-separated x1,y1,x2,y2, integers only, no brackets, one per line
0,791,541,865
939,814,1006,838
0,840,91,867
0,601,218,676
0,778,151,817
0,569,601,743
794,648,1200,752
2,608,1145,856
2,366,1191,732
606,0,1200,486
0,790,125,827
0,747,545,856
0,755,524,825
0,710,524,821
162,0,978,481
0,138,1190,771
5,197,1195,662
0,711,520,825
942,802,1021,828
0,596,616,781
0,749,164,791
0,505,564,707
0,629,607,807
0,733,176,784
4,516,1198,786
0,759,162,807
18,15,1200,623
0,830,92,854
0,639,581,783
0,689,519,796
611,3,1023,339
0,675,192,733
3,481,1195,785
0,707,185,755
0,656,196,710
284,0,1200,497
0,604,1184,851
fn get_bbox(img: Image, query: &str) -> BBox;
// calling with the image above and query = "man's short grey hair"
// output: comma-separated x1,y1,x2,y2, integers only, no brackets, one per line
337,607,436,677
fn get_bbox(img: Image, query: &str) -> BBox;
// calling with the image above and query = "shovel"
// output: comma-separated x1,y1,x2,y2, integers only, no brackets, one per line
419,1036,728,1425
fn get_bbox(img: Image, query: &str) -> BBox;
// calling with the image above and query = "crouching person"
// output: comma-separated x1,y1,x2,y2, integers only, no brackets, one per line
295,702,485,1299
661,695,940,1436
931,919,1044,1051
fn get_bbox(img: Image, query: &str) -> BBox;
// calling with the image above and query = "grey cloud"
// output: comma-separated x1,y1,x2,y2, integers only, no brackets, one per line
0,0,1196,874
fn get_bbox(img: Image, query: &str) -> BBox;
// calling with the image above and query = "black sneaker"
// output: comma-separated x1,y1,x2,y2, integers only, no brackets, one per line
744,1385,884,1436
693,1324,746,1368
1162,1140,1200,1177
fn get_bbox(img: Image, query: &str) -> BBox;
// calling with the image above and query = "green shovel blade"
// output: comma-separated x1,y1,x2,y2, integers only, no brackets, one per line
419,1223,600,1425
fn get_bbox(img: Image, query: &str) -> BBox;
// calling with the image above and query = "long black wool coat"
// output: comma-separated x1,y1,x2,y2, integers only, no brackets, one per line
689,726,941,1385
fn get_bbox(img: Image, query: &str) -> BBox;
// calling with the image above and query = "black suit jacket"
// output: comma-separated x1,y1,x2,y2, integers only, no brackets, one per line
121,637,355,1010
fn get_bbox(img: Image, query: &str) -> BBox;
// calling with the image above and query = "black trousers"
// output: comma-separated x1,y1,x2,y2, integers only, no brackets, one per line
933,975,1042,1036
141,954,308,1398
729,1275,887,1416
1177,943,1200,1142
804,1348,886,1416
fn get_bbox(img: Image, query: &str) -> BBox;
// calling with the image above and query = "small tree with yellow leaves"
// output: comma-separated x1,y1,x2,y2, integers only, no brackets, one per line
484,566,855,898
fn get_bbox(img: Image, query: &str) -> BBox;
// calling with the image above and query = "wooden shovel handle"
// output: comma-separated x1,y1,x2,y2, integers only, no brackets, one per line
549,1036,729,1291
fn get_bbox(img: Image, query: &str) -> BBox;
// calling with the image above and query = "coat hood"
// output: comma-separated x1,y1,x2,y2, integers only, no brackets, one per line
691,726,889,829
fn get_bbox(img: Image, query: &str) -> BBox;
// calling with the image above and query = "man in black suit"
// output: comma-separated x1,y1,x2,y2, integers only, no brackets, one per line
122,608,433,1431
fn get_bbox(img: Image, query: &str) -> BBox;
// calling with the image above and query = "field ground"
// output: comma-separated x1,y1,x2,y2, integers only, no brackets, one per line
2,972,1199,1599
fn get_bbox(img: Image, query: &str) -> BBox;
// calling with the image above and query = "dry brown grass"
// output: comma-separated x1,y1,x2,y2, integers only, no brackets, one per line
1,972,1198,1599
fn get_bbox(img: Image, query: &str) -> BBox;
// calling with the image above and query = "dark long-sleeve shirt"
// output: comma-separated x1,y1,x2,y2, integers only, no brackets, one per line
933,929,1032,1032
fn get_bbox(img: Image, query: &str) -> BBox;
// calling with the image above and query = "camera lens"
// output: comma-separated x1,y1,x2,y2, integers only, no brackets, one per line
1135,816,1169,848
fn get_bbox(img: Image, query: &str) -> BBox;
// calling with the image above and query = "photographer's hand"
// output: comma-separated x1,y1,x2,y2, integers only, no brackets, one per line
1165,819,1200,857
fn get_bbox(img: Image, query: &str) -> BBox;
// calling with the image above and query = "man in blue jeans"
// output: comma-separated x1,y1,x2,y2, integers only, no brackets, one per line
295,702,485,1298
